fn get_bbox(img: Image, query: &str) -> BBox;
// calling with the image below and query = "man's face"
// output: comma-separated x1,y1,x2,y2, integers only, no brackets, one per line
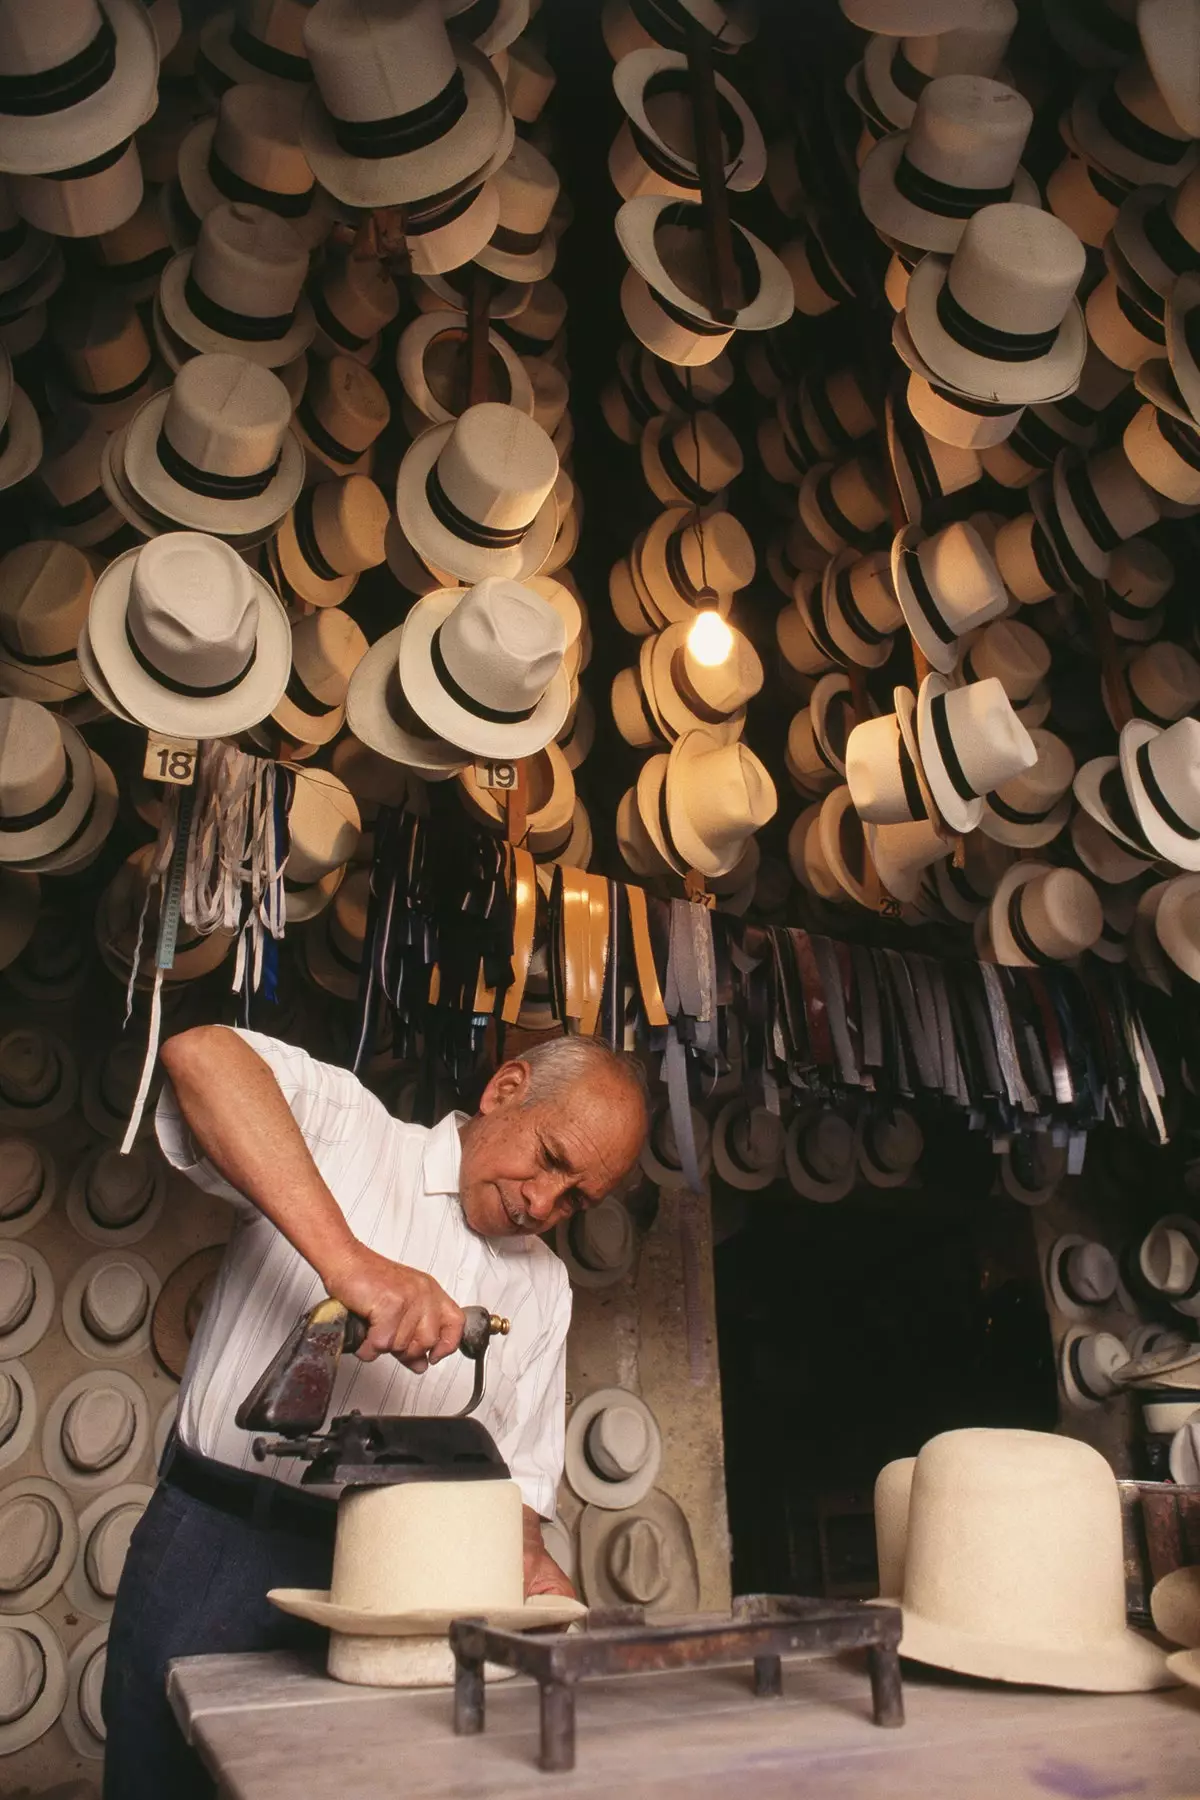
458,1062,646,1239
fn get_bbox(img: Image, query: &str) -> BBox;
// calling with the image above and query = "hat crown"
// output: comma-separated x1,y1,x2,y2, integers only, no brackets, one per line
494,138,559,235
903,0,1016,77
0,0,102,75
969,618,1050,697
0,699,67,827
61,1385,135,1471
1015,867,1103,957
1113,55,1190,142
664,410,742,490
85,1503,139,1597
192,202,307,321
680,625,762,714
214,83,314,197
238,0,311,57
0,1492,58,1594
570,1198,632,1272
806,1112,854,1174
87,1145,152,1225
292,608,368,699
993,728,1074,806
1143,1224,1199,1294
304,0,459,125
322,251,400,337
163,353,292,481
674,734,776,836
587,1404,650,1480
1063,1241,1117,1304
0,1622,42,1720
0,542,92,659
1141,717,1200,832
309,475,391,575
56,291,150,393
0,1251,32,1332
608,1516,670,1604
1109,536,1173,609
1132,641,1200,716
918,522,1007,630
1074,1331,1130,1395
906,76,1032,189
81,1262,149,1342
127,534,259,694
437,402,559,532
947,203,1085,339
437,577,566,713
936,675,1037,793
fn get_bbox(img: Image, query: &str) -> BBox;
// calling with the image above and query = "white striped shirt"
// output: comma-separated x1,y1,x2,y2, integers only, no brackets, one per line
156,1030,571,1517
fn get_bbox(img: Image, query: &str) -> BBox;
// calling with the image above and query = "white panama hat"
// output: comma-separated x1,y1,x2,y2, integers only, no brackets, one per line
345,622,469,779
609,48,766,202
989,860,1103,968
1103,534,1173,641
474,138,559,282
1121,715,1200,871
916,670,1037,833
565,1388,663,1510
662,730,776,878
1156,873,1200,984
1058,1327,1132,1409
174,84,334,255
282,766,360,920
0,1608,68,1754
640,409,743,508
891,519,1008,674
0,0,158,179
41,1369,149,1492
272,610,368,749
1123,401,1200,507
1069,58,1198,193
856,0,1017,132
158,202,316,370
396,310,533,428
822,547,903,668
979,728,1075,848
869,813,951,901
62,1251,159,1362
274,475,390,609
197,0,314,95
845,686,932,826
10,138,144,239
66,1143,164,1248
798,454,888,556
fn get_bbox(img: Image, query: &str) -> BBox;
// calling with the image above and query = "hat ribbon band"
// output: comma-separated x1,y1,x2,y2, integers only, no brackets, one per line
650,283,733,338
0,760,73,833
331,67,468,162
183,273,297,344
628,120,701,191
1158,410,1200,472
929,381,1014,418
813,470,874,550
296,398,361,467
1039,493,1089,591
901,543,957,646
780,394,823,468
228,23,311,83
1096,764,1155,854
1010,408,1074,470
0,220,27,259
988,790,1056,826
893,402,942,509
0,14,116,117
929,692,978,803
208,147,314,219
45,484,111,528
802,223,854,305
801,577,848,667
0,631,78,668
1106,584,1157,620
62,357,153,408
1051,391,1095,428
447,0,500,42
156,428,281,500
935,283,1060,364
804,378,854,454
663,525,706,604
125,615,258,699
668,648,734,726
898,734,927,822
1115,280,1166,343
424,465,534,549
195,48,236,98
496,318,556,356
490,221,549,256
656,777,688,871
834,563,887,647
1096,87,1192,168
617,356,659,426
893,155,1013,220
291,488,342,584
309,284,370,351
1031,523,1065,595
429,626,539,724
1007,887,1055,965
1064,458,1122,553
406,179,482,237
1136,740,1200,841
889,47,929,104
280,661,334,721
658,431,715,508
1066,1333,1107,1402
101,244,171,286
1143,202,1200,281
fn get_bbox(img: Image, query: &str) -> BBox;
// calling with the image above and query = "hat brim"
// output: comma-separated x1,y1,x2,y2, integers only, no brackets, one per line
0,1609,67,1755
86,545,294,738
397,308,533,428
176,120,335,253
784,1113,857,1201
1122,716,1200,871
62,1248,159,1361
1110,184,1177,315
859,130,1040,254
346,622,471,775
892,525,959,676
300,45,509,211
899,1603,1175,1691
989,858,1058,968
0,0,158,176
711,1103,782,1190
274,512,358,609
0,717,97,863
158,252,316,369
397,588,571,760
904,254,1088,407
866,819,949,902
395,421,559,585
121,390,305,537
475,225,559,284
40,1369,151,1492
615,195,794,336
1155,874,1200,982
564,1387,664,1509
1070,78,1200,192
916,670,985,832
646,623,744,745
268,1589,584,1634
151,1244,225,1379
822,548,894,669
1166,273,1200,426
906,370,1024,451
66,1144,165,1249
817,782,876,906
1072,754,1157,858
614,48,766,194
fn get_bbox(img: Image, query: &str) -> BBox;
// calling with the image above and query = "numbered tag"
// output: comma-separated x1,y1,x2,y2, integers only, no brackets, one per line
475,759,518,791
143,733,199,786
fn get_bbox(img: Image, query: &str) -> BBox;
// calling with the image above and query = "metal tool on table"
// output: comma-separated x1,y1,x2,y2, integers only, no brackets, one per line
235,1296,512,1488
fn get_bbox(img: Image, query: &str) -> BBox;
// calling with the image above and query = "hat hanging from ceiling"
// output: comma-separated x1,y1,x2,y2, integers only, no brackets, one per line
272,611,368,750
345,622,469,780
855,0,1017,133
778,211,859,319
504,33,555,123
897,1428,1173,1690
641,410,743,509
84,532,291,738
656,729,777,879
869,812,951,902
1085,270,1166,375
311,253,401,365
397,403,559,585
930,827,1014,922
980,729,1075,848
916,671,1037,833
616,194,794,367
32,415,119,552
0,1472,79,1620
0,352,40,495
858,76,1036,254
891,520,1008,674
822,548,904,669
0,1610,67,1754
198,0,315,96
1068,57,1198,193
961,617,1051,725
1102,535,1173,642
293,354,391,482
1046,1234,1121,1322
397,311,533,430
846,686,933,826
885,388,983,524
578,1490,699,1617
0,700,111,877
0,0,159,179
566,1387,663,1510
785,1109,857,1202
1109,640,1200,732
859,1107,924,1188
992,511,1069,606
158,202,316,370
637,505,754,623
10,136,144,239
555,1196,635,1290
1109,170,1200,330
51,290,159,432
711,1101,783,1191
174,83,333,254
1070,804,1157,891
989,860,1104,968
458,744,575,855
906,367,1025,451
786,673,858,795
1034,448,1161,595
798,454,888,556
281,767,360,921
646,619,763,746
474,139,559,283
1090,879,1140,965
610,48,765,203
274,476,390,608
66,1144,165,1249
0,1135,56,1242
1155,873,1200,984
1121,715,1200,872
299,0,509,210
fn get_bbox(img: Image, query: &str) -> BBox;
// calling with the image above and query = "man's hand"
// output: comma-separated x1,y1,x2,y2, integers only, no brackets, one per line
324,1241,465,1371
523,1504,576,1599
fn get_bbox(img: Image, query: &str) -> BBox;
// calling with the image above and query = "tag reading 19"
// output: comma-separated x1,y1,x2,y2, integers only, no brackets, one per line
475,760,518,791
143,733,199,786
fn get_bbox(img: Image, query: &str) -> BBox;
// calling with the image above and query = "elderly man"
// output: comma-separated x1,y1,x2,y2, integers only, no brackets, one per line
102,1025,648,1800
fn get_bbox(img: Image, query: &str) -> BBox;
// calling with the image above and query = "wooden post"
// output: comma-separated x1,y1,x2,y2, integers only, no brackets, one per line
685,19,740,324
504,758,528,847
467,263,494,408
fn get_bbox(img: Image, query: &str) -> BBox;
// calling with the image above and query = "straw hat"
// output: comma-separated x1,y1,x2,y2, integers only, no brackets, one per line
1101,535,1173,642
62,1252,159,1362
1121,715,1200,870
174,83,333,253
898,1427,1172,1689
0,0,158,178
345,621,469,779
11,138,144,239
397,312,533,430
310,253,400,365
821,548,903,669
41,1369,149,1492
578,1491,698,1616
271,612,366,751
1109,172,1200,325
0,177,58,302
51,290,158,431
798,455,888,556
859,1107,924,1188
961,616,1051,713
0,1612,67,1754
458,744,574,853
302,864,368,999
610,49,764,203
504,34,555,123
79,1040,161,1145
198,0,315,94
85,534,291,737
299,0,509,211
1070,807,1156,891
999,1132,1068,1205
1068,58,1198,192
158,202,316,370
639,1099,711,1185
892,520,1008,674
1059,1327,1132,1408
1085,270,1165,374
0,1136,55,1242
0,542,93,708
869,813,951,901
1046,1234,1120,1321
980,729,1074,848
0,1242,54,1361
778,212,858,318
31,415,119,551
0,699,112,877
151,1244,225,1381
282,767,361,920
1138,1216,1200,1318
0,1353,33,1468
1123,402,1200,507
640,410,742,509
396,403,559,585
553,1194,635,1290
644,619,762,745
845,687,932,826
294,353,390,481
992,512,1069,606
275,476,389,608
1156,874,1200,984
0,1472,78,1617
566,1388,662,1509
1046,150,1125,250
66,1144,165,1251
65,1483,152,1623
885,389,982,523
711,1102,782,1191
601,0,755,60
859,76,1035,254
989,860,1103,967
785,1109,857,1202
856,0,1017,132
637,506,754,622
646,730,776,879
916,671,1036,833
475,139,559,282
1167,274,1200,424
926,828,1012,922
268,1481,582,1686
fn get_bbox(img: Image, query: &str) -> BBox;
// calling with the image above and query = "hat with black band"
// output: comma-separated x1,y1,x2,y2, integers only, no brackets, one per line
916,668,1038,833
157,201,315,369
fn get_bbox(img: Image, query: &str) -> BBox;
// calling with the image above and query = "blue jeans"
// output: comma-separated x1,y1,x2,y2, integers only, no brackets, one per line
102,1476,333,1800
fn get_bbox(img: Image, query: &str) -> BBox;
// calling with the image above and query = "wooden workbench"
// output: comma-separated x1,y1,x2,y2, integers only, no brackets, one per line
168,1647,1200,1798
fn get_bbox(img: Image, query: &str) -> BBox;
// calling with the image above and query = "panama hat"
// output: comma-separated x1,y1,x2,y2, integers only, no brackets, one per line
298,863,370,999
1046,1234,1121,1322
474,139,558,282
980,729,1074,848
845,687,933,826
0,700,105,872
397,312,533,430
81,1040,164,1144
96,852,236,992
660,731,776,879
785,1109,857,1202
281,766,360,921
555,1195,635,1289
275,476,390,607
50,290,159,434
0,1242,54,1362
396,404,559,585
869,813,951,901
40,1368,149,1495
928,827,1014,921
641,410,743,509
62,1251,158,1363
458,743,574,854
504,33,555,122
1109,173,1200,328
856,0,1017,131
1085,269,1166,374
960,617,1051,716
711,1102,782,1191
272,612,367,751
0,1471,79,1619
64,1487,152,1636
66,1143,164,1250
916,670,1036,833
646,620,762,746
174,84,334,254
637,506,754,621
289,354,387,482
198,0,314,94
874,1455,916,1601
989,860,1103,967
0,0,158,178
0,543,93,708
345,622,469,779
31,416,119,551
892,520,1008,674
0,354,40,493
822,549,903,669
1036,448,1160,595
992,512,1068,606
1069,58,1198,193
566,1387,662,1510
1101,535,1173,642
158,202,316,370
1070,800,1158,888
785,674,856,795
11,135,144,238
798,455,888,557
1124,402,1200,506
777,212,859,320
1121,716,1200,871
578,1490,698,1616
1164,275,1200,429
299,0,508,210
859,1107,924,1188
0,178,57,302
816,782,880,907
1058,1327,1134,1409
0,1135,55,1243
610,48,765,202
1046,149,1126,251
1088,879,1140,965
777,572,842,683
859,77,1036,255
1155,874,1200,983
1113,638,1200,730
0,1606,68,1754
901,205,1088,407
885,386,982,523
310,253,400,365
601,0,753,61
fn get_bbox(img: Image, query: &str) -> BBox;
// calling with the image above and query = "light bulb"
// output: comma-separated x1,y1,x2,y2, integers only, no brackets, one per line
687,610,733,668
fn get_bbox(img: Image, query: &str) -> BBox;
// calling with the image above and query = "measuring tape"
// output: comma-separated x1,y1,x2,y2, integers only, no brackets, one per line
156,783,196,972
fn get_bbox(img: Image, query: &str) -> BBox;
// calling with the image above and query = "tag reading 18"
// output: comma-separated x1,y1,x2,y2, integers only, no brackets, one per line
143,733,199,786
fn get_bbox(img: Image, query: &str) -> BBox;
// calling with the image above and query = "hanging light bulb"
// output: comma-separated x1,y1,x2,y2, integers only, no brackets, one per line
687,609,734,668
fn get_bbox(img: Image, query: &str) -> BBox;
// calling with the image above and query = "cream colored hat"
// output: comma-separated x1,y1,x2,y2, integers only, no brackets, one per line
272,611,367,751
1110,173,1200,328
174,83,333,253
961,616,1051,711
88,188,169,300
993,511,1068,606
66,1143,164,1250
641,410,743,508
869,813,951,902
980,729,1075,848
62,1252,159,1362
1068,57,1198,192
639,1098,711,1185
1167,273,1200,424
1138,1216,1200,1316
397,403,559,585
397,311,533,429
0,700,106,872
345,621,469,779
41,1369,149,1491
645,618,762,745
578,1490,698,1617
1046,1233,1120,1322
886,389,982,523
0,1474,77,1617
611,48,764,204
0,542,92,706
656,730,776,879
1102,535,1172,642
906,369,1023,451
11,139,144,240
916,670,1037,833
301,864,372,998
158,202,316,370
856,0,1017,132
299,0,509,211
310,252,400,365
0,1135,55,1240
859,1107,924,1188
637,505,755,622
1085,271,1165,376
458,743,574,853
874,1455,916,1600
32,415,119,551
601,0,754,60
275,475,390,607
786,673,857,796
555,1195,635,1288
892,520,1008,674
0,1242,53,1361
778,213,858,318
294,353,390,480
566,1387,663,1509
898,1427,1172,1689
845,687,932,826
822,547,903,668
989,860,1103,968
1156,874,1200,984
0,0,158,179
52,290,157,430
66,1483,152,1623
1059,1327,1132,1408
1113,640,1200,731
0,1613,67,1754
799,455,888,556
785,1109,857,1202
198,0,314,94
1124,401,1200,507
1121,715,1200,870
475,138,559,282
283,767,361,921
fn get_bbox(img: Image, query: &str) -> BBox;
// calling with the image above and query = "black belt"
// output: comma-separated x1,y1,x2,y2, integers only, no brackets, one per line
163,1439,336,1540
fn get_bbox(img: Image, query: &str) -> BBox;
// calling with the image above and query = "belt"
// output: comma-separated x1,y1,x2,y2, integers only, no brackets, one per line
163,1440,336,1540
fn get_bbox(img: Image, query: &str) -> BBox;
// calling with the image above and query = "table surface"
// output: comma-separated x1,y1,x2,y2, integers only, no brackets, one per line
168,1646,1200,1800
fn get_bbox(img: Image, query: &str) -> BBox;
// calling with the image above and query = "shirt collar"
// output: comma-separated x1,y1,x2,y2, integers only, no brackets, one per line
420,1110,467,1197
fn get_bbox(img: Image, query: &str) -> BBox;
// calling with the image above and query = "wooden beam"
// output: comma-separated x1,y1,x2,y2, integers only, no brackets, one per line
467,263,494,408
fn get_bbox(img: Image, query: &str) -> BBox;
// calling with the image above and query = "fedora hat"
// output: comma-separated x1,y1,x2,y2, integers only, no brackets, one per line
961,616,1051,712
504,33,555,123
292,353,389,482
992,512,1068,606
0,1609,67,1754
1037,448,1160,594
158,202,316,369
174,83,333,253
1103,535,1173,641
818,782,879,907
892,520,1008,674
1059,1327,1133,1408
1110,639,1200,731
610,48,765,203
798,455,887,556
578,1489,698,1616
555,1195,635,1289
641,410,742,509
1156,873,1200,983
656,730,776,879
989,860,1103,967
637,505,754,622
66,1144,165,1250
0,1241,53,1359
1046,1234,1120,1320
711,1102,782,1191
778,212,859,319
856,0,1017,132
0,1134,55,1240
566,1387,662,1510
282,767,360,921
822,548,903,669
397,403,559,584
0,1473,78,1617
120,353,304,536
1090,879,1139,964
1137,0,1200,135
846,686,933,826
859,1106,923,1188
310,252,400,364
269,1480,582,1686
1138,1216,1200,1316
1167,273,1200,423
1085,270,1165,374
474,139,558,282
491,276,565,356
11,137,144,239
0,543,94,708
275,475,390,607
646,619,762,745
0,700,106,869
928,826,1013,921
345,621,469,779
886,389,982,522
152,1244,224,1381
778,576,840,681
1109,172,1200,326
898,1427,1171,1689
0,0,158,179
397,312,533,430
1070,801,1157,887
640,1098,711,1184
1121,715,1200,870
785,674,854,795
86,533,291,737
785,1109,857,1202
51,291,158,430
1046,150,1125,250
80,1040,163,1144
198,0,315,95
525,355,570,441
301,864,370,999
1069,59,1198,193
443,0,530,55
299,0,509,211
1124,402,1200,506
62,1252,158,1362
616,195,793,367
869,812,950,901
980,729,1074,847
916,670,1036,833
65,1484,152,1627
616,779,672,877
901,205,1088,407
859,76,1036,255
787,800,841,902
40,1368,149,1493
270,607,366,749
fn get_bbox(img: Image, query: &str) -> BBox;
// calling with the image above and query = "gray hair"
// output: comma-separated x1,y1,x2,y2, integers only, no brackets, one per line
519,1036,648,1118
